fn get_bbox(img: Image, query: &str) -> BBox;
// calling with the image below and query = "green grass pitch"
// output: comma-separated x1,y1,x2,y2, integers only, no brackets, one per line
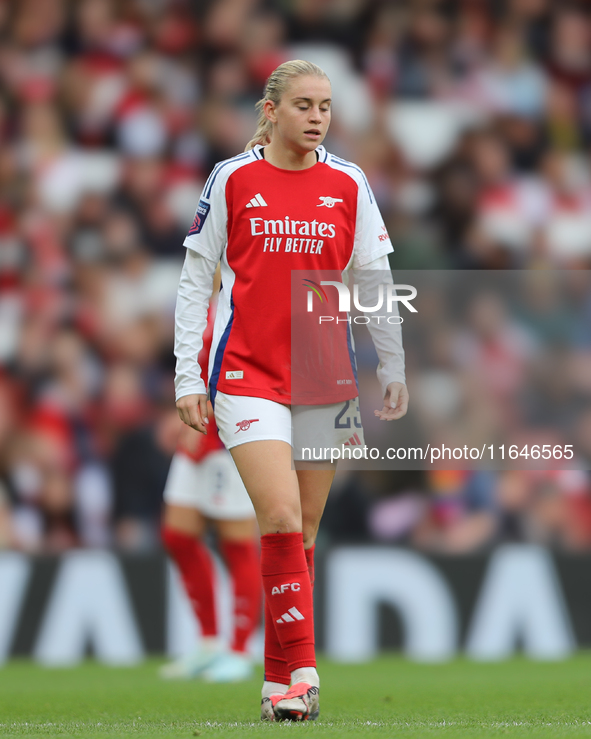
2,656,591,737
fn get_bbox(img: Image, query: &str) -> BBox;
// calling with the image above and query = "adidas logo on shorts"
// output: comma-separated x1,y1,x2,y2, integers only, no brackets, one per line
344,433,362,446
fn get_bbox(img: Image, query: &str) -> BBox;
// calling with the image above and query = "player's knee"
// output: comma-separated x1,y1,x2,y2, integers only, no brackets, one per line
260,507,301,535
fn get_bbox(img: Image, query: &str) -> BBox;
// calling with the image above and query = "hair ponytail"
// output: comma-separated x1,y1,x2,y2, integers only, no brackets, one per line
245,98,271,151
244,60,329,151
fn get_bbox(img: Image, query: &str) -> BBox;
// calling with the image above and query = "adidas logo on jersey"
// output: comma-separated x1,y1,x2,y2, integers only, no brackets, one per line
276,607,305,624
246,193,268,208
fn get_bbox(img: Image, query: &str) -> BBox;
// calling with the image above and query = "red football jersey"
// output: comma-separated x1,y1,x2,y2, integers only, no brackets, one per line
183,145,392,405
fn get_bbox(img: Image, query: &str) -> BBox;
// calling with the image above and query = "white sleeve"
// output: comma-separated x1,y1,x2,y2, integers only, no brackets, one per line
352,178,393,268
174,249,217,402
183,168,228,262
356,253,406,397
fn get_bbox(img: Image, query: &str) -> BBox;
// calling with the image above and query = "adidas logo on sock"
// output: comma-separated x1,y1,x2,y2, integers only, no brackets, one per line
276,607,305,624
245,193,268,208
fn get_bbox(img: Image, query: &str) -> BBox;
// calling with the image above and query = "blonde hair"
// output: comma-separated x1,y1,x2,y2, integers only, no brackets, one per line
244,60,330,151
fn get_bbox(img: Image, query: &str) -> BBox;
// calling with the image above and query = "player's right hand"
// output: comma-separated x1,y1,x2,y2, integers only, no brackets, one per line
176,393,209,434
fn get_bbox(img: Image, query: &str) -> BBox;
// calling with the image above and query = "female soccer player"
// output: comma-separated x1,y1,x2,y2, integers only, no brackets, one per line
174,60,408,721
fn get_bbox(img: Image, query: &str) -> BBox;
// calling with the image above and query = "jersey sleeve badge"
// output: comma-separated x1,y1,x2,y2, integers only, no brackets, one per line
188,199,211,235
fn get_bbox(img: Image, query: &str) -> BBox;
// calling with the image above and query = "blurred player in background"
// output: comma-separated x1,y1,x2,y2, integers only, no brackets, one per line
161,276,261,682
175,60,408,720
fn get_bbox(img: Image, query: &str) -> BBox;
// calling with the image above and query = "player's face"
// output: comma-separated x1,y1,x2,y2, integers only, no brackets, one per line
269,75,332,154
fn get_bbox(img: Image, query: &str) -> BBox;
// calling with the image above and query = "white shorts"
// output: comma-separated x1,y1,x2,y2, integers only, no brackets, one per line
163,450,255,520
213,391,365,461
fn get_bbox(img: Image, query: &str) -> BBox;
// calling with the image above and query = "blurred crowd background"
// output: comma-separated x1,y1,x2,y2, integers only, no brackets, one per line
1,0,591,554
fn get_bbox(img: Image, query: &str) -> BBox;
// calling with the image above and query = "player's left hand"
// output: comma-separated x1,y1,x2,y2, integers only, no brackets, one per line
375,381,409,421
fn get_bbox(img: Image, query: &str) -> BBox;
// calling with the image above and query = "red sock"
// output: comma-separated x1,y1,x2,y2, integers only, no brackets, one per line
261,532,316,672
219,539,262,654
161,526,217,637
264,543,316,684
